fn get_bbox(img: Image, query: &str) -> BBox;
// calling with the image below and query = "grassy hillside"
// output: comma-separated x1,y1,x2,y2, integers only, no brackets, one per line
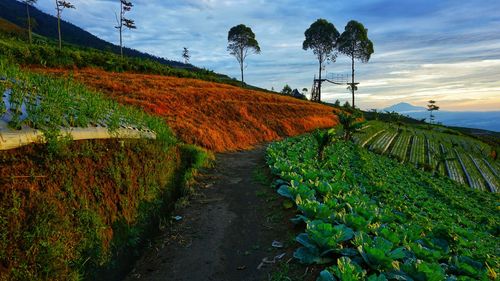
0,15,265,90
0,30,252,89
0,59,211,280
38,68,339,151
0,140,208,281
0,0,189,69
0,18,26,38
0,30,341,278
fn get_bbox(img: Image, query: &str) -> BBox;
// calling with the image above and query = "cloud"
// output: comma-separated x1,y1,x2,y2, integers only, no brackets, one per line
33,0,500,111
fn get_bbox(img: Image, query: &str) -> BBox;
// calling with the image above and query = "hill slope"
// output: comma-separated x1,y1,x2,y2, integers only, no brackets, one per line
353,121,499,192
0,0,189,69
0,17,26,37
38,68,338,151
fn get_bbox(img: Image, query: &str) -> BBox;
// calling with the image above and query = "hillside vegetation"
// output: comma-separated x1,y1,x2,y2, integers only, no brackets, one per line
267,134,499,279
0,30,250,88
354,121,499,192
0,18,26,38
0,0,189,69
38,68,339,151
0,59,211,280
0,60,172,145
0,19,342,278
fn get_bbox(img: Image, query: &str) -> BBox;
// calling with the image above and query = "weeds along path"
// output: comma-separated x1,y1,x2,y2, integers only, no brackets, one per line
125,146,291,281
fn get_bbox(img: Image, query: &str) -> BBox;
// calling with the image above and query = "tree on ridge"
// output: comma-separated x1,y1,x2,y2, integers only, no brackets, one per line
227,24,261,86
55,0,75,50
24,0,38,44
115,0,136,58
427,100,440,124
182,47,190,64
338,20,374,108
303,19,340,102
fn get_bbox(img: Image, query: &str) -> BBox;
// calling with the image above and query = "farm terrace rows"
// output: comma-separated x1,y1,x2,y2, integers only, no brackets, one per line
353,121,499,192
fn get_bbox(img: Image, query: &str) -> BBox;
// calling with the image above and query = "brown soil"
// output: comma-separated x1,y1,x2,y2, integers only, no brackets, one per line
123,146,306,281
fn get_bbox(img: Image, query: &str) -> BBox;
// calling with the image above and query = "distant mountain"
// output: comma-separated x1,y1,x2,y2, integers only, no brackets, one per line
383,102,426,113
383,102,500,132
0,0,190,69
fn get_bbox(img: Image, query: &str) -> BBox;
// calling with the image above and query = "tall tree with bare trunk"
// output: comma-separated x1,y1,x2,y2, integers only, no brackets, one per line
182,47,190,64
338,20,374,108
55,0,74,50
115,0,136,58
427,100,440,124
25,0,37,44
227,24,260,86
303,19,340,102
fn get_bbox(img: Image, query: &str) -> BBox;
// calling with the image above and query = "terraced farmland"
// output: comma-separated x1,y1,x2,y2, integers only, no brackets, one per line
0,60,170,150
353,121,499,192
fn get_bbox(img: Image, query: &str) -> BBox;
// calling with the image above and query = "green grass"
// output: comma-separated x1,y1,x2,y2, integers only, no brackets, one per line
0,139,212,281
267,134,499,280
253,165,272,186
0,58,176,149
0,30,270,91
0,57,213,280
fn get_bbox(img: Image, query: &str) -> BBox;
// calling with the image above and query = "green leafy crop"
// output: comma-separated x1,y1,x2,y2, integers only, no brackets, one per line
267,134,499,279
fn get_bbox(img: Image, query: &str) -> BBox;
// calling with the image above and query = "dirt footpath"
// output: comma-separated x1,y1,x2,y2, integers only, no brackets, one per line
124,146,293,281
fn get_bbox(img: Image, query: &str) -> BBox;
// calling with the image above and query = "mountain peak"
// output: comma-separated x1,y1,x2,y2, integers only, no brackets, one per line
384,102,426,113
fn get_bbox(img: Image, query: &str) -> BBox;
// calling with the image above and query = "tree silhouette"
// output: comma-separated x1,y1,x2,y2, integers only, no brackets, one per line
427,100,440,124
55,0,75,50
182,47,190,64
338,20,374,108
303,19,339,102
227,24,260,86
370,109,380,120
24,0,37,44
281,84,292,95
115,0,136,58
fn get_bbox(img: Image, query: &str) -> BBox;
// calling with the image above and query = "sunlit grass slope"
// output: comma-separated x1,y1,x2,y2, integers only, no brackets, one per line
0,60,209,280
39,68,339,151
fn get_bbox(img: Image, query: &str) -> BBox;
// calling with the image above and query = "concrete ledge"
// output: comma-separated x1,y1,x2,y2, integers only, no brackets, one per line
0,126,156,150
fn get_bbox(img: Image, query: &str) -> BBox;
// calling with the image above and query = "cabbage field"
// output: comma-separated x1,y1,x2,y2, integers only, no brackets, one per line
267,134,499,280
353,121,499,192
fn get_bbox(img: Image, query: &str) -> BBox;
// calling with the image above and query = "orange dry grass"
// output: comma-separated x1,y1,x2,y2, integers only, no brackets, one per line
0,18,26,36
40,68,339,151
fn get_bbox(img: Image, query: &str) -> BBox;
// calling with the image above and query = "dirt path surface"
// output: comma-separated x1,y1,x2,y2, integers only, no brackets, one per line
124,146,292,281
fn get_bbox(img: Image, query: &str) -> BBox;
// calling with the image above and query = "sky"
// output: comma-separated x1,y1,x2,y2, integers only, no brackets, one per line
34,0,500,111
